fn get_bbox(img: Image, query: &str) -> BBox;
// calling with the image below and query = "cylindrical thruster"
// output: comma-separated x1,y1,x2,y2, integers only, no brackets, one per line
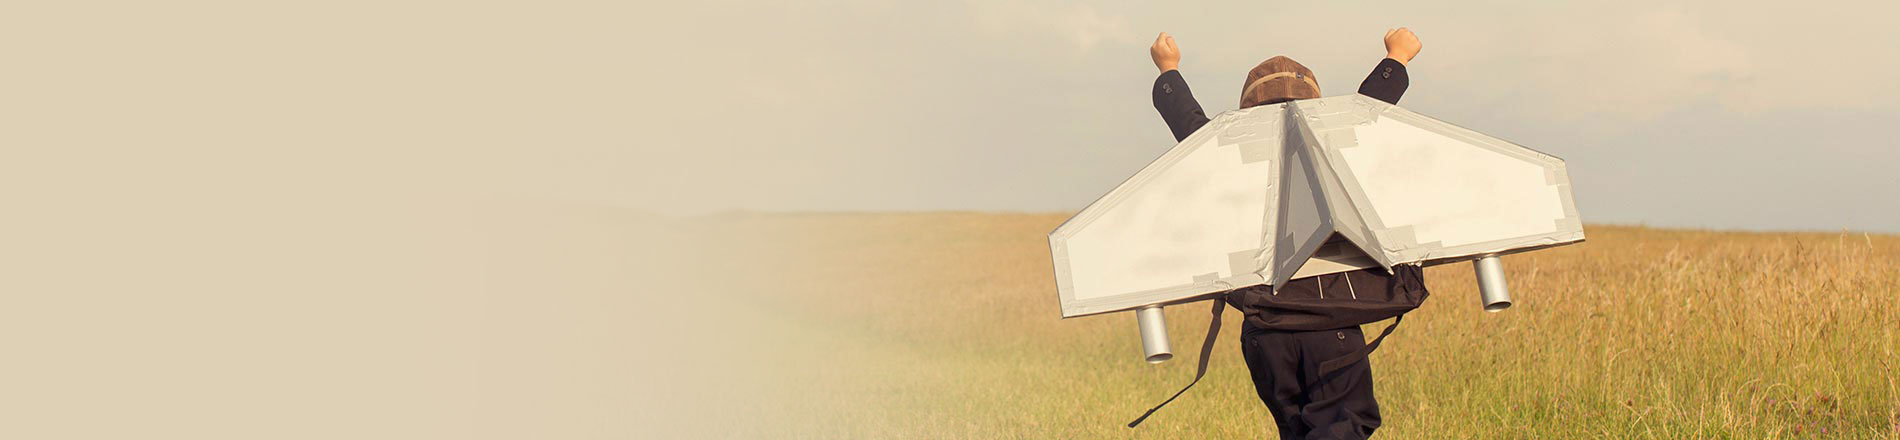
1473,255,1512,312
1136,305,1172,364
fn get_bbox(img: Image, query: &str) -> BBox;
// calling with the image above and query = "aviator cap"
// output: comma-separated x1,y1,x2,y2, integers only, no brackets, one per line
1240,56,1320,108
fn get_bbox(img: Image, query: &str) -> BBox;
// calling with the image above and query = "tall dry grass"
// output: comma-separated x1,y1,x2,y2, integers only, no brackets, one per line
684,212,1899,439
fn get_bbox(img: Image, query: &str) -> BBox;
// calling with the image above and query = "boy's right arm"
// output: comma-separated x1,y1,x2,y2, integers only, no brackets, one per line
1357,28,1421,105
1149,32,1209,142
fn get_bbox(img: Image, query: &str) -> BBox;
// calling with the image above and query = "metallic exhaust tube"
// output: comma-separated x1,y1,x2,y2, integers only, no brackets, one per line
1473,255,1512,312
1136,305,1173,364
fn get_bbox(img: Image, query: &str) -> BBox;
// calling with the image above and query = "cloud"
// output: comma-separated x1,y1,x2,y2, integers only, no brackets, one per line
1602,6,1755,115
968,0,1137,52
1419,2,1900,125
1423,4,1755,124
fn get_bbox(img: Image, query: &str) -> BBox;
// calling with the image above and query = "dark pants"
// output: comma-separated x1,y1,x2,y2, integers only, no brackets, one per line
1239,323,1381,440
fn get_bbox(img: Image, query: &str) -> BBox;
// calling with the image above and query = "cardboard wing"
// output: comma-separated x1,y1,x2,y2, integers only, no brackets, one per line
1049,94,1583,318
1288,95,1585,277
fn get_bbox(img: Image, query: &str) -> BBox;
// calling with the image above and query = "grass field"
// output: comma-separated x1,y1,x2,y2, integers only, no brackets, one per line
675,212,1899,439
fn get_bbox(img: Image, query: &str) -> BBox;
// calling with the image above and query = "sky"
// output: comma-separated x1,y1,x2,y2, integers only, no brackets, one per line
3,1,1895,236
624,0,1899,233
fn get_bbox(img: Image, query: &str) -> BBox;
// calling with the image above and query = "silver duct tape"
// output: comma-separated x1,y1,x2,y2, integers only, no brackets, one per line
1238,140,1276,164
1229,249,1264,278
1553,217,1583,234
1377,226,1419,253
1217,107,1285,146
1554,183,1583,228
1318,128,1359,151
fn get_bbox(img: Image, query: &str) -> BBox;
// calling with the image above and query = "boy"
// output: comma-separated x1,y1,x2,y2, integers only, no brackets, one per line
1146,28,1425,440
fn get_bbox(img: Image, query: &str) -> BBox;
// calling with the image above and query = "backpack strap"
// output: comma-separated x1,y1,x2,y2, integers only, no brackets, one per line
1314,314,1404,378
1312,263,1422,378
1125,297,1225,428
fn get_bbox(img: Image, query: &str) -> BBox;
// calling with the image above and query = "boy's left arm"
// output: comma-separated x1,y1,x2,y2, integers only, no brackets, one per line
1153,70,1210,142
1150,32,1209,142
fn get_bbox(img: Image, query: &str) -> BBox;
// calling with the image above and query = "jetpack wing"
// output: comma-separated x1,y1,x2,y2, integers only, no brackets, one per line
1290,95,1585,268
1050,94,1583,320
1048,105,1286,318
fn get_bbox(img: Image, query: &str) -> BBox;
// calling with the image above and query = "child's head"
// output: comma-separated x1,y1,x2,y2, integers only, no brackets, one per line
1240,56,1320,108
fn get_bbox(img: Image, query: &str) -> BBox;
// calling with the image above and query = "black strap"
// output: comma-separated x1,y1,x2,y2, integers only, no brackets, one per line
1315,315,1404,378
1126,298,1225,428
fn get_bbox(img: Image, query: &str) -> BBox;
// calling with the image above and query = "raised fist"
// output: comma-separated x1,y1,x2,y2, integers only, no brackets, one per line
1384,27,1422,65
1150,32,1181,73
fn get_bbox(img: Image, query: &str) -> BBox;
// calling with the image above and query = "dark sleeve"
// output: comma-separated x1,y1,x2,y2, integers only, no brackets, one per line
1356,58,1410,105
1152,70,1211,142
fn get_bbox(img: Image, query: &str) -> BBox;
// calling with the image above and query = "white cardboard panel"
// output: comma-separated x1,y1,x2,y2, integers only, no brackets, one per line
1051,95,1583,318
1050,106,1287,317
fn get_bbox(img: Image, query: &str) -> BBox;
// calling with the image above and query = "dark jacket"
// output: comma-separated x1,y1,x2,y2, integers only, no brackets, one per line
1152,58,1410,142
1149,58,1418,330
